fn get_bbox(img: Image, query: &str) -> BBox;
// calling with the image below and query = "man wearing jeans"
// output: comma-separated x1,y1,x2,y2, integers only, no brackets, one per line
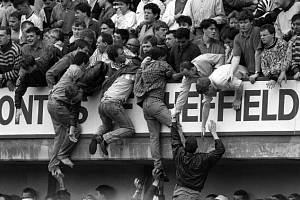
89,44,139,156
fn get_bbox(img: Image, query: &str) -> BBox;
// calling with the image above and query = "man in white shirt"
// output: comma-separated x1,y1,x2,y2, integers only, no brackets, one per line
13,0,43,31
89,32,113,66
111,0,136,29
182,0,226,30
136,0,165,26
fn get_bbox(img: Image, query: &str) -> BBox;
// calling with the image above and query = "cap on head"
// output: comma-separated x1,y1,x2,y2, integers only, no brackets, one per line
185,136,197,153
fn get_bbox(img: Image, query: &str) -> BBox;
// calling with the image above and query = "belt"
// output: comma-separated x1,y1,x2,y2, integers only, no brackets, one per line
100,97,123,104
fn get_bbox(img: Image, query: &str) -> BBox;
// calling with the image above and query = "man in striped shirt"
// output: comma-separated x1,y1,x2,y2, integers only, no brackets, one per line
0,26,22,91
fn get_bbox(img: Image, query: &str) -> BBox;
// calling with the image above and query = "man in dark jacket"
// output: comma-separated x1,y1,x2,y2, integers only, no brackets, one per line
171,119,225,200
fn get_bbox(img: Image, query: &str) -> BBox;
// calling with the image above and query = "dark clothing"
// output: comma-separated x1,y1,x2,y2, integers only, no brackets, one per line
168,42,201,72
97,5,115,23
171,122,225,192
254,8,282,27
21,40,47,58
223,0,254,14
194,37,225,54
88,18,101,37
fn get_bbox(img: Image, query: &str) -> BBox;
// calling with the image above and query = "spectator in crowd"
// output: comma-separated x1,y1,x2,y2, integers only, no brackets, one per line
113,28,129,46
171,119,225,200
89,32,113,66
92,0,115,22
136,0,165,26
46,39,90,88
275,0,300,38
153,20,168,47
176,15,195,41
39,0,57,29
231,10,261,84
182,0,226,34
8,11,22,42
195,19,225,54
233,190,250,200
168,28,201,72
165,30,176,50
196,62,247,134
96,185,117,200
222,27,240,64
77,28,96,49
69,21,86,44
0,0,15,27
126,38,140,56
162,0,188,30
111,0,136,30
259,24,288,89
286,14,300,80
100,18,115,35
206,194,218,200
47,51,89,186
140,35,157,59
21,188,37,200
134,47,177,182
227,10,239,29
15,29,64,122
20,20,34,45
0,26,22,90
89,44,138,156
74,2,101,37
136,3,160,43
21,26,46,58
13,0,43,32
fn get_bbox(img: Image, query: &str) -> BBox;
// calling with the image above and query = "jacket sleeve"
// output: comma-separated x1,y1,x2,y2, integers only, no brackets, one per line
3,47,22,81
171,122,184,157
203,139,225,169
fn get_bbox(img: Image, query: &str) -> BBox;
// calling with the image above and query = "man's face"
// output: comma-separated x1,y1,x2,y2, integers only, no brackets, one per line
126,39,140,55
100,24,114,35
75,10,87,23
113,33,123,45
292,19,300,34
96,36,107,53
0,30,10,46
239,19,252,33
115,48,126,64
144,9,156,23
203,24,217,39
260,29,274,46
176,38,189,48
229,17,239,29
115,1,129,15
44,31,58,46
16,3,28,15
179,22,190,30
26,32,40,46
155,27,168,40
9,16,20,30
72,25,84,38
142,41,153,54
166,33,175,49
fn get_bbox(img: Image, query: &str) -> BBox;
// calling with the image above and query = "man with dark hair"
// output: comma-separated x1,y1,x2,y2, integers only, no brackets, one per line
259,24,288,89
89,44,139,156
111,0,136,30
90,32,113,66
233,190,249,200
74,2,101,36
0,26,22,90
136,0,165,26
113,29,129,45
171,119,225,200
96,185,117,200
47,51,89,186
100,18,115,35
136,3,160,42
21,26,46,58
231,9,261,84
176,15,192,30
168,28,200,72
8,11,22,42
166,30,176,50
22,188,37,200
140,35,157,59
153,20,168,47
20,20,34,45
46,39,90,88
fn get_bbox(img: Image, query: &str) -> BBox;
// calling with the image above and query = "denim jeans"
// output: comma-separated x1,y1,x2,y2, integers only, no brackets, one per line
173,185,202,200
96,101,135,144
143,97,172,170
47,97,80,173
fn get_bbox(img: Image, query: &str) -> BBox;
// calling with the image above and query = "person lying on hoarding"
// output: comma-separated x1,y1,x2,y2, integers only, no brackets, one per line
259,24,289,89
196,63,248,135
47,51,89,186
171,119,225,200
171,28,240,123
88,44,139,156
286,14,300,81
134,47,182,182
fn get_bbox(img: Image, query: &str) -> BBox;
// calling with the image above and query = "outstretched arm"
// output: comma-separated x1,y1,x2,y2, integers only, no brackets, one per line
171,120,184,157
202,95,213,136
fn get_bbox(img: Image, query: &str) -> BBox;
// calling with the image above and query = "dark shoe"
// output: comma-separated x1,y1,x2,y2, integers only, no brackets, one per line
99,137,108,156
89,136,98,155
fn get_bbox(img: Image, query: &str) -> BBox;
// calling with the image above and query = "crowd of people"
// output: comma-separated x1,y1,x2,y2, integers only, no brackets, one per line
1,0,300,198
